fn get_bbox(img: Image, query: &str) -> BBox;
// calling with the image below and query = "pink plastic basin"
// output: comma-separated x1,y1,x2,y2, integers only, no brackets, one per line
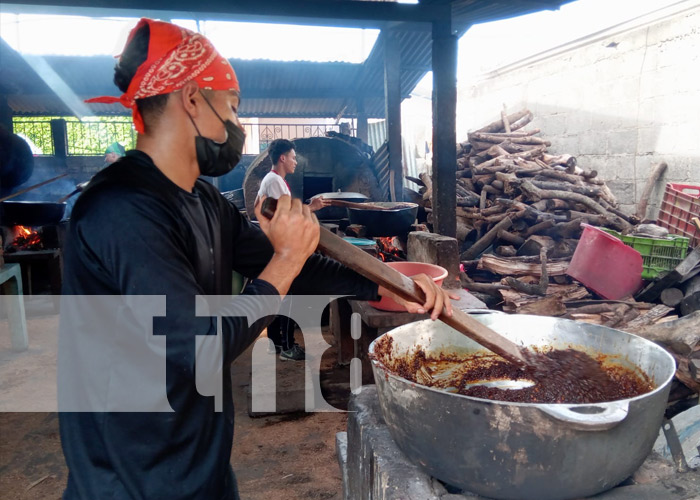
567,224,644,300
369,261,448,312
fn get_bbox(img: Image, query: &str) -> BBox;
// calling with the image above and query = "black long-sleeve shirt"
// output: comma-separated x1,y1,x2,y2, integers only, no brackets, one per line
58,151,378,499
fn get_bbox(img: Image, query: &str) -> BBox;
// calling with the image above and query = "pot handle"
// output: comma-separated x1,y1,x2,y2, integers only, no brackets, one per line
538,401,629,431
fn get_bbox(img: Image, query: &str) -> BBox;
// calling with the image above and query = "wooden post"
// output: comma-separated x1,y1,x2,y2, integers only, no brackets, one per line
431,19,457,238
356,98,368,144
50,118,68,159
384,29,403,201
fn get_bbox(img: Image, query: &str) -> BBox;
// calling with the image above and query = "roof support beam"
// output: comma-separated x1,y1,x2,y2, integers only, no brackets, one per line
356,99,368,143
384,29,403,202
431,19,457,238
3,1,447,29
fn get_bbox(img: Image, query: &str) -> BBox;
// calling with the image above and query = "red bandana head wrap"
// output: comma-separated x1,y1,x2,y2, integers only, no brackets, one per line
86,18,240,133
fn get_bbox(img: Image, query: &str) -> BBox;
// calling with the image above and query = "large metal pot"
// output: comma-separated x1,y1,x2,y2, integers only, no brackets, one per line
1,201,66,226
369,312,676,500
312,191,368,220
347,201,418,237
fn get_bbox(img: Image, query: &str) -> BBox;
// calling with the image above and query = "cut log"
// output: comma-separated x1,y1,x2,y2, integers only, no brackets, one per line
567,303,631,315
456,219,474,242
531,200,549,211
531,179,603,198
636,162,668,219
551,239,579,259
405,175,425,188
599,199,641,225
524,219,556,237
509,111,534,132
461,216,513,261
498,140,546,155
500,283,589,312
517,235,555,257
543,198,573,211
505,248,549,296
501,107,511,133
457,177,477,192
542,153,577,170
476,109,531,134
661,288,684,308
517,295,567,316
538,169,603,186
419,172,433,202
520,180,632,231
547,219,583,240
478,144,510,159
637,246,700,302
497,230,525,246
631,311,700,356
459,272,509,296
479,254,570,276
566,211,616,227
468,129,552,146
495,245,517,257
680,275,700,316
603,304,634,328
623,304,675,331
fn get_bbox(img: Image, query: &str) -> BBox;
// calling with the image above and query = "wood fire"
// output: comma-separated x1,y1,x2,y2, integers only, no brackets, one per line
377,237,406,262
7,225,43,252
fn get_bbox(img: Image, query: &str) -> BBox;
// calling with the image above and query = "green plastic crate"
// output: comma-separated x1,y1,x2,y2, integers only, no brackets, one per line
600,228,689,280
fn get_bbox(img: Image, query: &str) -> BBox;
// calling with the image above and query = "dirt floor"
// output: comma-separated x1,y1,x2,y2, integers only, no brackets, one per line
0,299,354,499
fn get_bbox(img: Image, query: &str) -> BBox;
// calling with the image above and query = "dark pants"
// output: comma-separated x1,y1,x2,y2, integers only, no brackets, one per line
266,315,296,351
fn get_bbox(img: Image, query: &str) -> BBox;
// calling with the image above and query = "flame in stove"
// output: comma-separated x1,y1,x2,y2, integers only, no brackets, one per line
377,236,404,262
9,225,43,252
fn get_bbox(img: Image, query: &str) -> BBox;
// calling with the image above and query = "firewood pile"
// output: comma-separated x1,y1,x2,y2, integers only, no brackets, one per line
409,107,700,399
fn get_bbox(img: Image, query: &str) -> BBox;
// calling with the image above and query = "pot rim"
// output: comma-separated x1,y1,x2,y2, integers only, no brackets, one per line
2,200,67,206
369,315,676,409
347,201,418,212
381,261,448,281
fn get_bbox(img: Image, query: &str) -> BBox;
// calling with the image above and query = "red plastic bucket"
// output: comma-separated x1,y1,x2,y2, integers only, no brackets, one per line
567,224,644,300
369,261,448,311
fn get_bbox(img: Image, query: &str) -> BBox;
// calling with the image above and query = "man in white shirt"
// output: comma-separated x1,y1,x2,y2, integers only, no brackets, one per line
257,139,326,210
257,139,328,360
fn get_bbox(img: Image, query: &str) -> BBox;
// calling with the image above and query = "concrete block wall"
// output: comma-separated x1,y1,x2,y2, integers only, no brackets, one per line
458,4,700,218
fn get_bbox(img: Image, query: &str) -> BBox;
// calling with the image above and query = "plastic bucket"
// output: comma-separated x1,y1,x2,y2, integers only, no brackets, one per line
567,224,644,299
369,261,448,311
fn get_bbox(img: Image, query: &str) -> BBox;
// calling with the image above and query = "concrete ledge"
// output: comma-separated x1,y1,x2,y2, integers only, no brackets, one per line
345,385,476,499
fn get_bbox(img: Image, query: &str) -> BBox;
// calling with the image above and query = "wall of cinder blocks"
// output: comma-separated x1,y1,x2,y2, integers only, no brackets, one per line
457,4,700,218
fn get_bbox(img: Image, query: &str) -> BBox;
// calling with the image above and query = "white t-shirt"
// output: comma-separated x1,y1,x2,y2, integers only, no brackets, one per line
257,170,290,201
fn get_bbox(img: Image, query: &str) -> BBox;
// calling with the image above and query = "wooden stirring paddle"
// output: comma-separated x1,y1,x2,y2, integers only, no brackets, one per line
261,197,528,368
324,199,415,211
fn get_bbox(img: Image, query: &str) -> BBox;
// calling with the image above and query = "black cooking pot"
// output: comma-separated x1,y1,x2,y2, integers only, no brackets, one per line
312,191,368,220
1,201,66,226
347,202,418,237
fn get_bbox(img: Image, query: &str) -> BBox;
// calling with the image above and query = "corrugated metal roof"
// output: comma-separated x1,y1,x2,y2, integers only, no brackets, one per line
1,0,574,119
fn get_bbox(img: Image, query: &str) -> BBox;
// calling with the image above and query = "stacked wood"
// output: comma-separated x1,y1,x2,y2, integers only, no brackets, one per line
430,108,642,268
442,109,700,397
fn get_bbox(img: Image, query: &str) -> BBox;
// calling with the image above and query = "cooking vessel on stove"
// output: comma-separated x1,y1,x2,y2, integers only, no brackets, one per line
347,201,418,237
1,201,66,226
369,312,676,500
311,191,368,220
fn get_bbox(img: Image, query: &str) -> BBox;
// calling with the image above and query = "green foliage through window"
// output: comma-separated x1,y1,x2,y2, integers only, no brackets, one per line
12,116,136,156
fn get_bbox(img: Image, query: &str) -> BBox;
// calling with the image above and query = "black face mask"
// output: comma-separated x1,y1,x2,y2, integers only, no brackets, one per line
189,93,246,177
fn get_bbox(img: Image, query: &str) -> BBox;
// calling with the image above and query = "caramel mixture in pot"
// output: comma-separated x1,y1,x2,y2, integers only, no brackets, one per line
372,336,653,404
